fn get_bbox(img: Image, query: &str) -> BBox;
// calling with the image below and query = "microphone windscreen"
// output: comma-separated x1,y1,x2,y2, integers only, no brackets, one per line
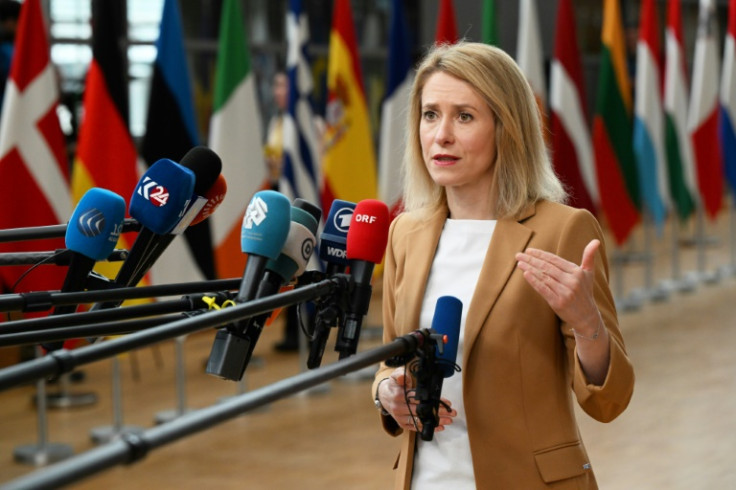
190,174,227,226
66,188,126,261
266,206,318,281
319,199,355,266
129,159,196,234
180,146,222,196
292,198,322,225
431,295,462,378
346,199,390,264
240,190,291,259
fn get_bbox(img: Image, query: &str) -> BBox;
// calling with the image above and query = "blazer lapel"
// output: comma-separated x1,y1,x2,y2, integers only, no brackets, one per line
462,204,536,365
400,208,447,333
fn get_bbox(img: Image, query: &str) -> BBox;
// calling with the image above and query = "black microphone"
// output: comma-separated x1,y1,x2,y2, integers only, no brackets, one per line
415,296,462,441
42,188,126,350
205,190,292,380
318,199,355,275
335,199,390,359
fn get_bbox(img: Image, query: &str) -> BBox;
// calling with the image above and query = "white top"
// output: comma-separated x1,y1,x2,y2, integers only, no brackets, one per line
411,218,497,489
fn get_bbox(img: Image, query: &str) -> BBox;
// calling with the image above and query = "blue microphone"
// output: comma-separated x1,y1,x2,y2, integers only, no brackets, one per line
319,199,355,274
206,190,292,380
431,296,462,378
108,159,195,289
416,295,463,441
43,188,125,350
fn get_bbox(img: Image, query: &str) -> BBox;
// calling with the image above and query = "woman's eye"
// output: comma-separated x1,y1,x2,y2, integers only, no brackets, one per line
423,111,437,120
459,112,473,122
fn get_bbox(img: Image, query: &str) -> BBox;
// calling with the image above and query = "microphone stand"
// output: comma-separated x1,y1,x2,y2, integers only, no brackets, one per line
0,278,242,313
0,249,129,266
0,329,437,490
0,276,348,392
0,218,141,243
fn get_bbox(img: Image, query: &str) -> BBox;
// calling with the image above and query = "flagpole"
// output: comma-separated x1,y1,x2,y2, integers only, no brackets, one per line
154,336,191,424
641,211,669,302
89,356,144,444
663,213,697,293
695,204,721,284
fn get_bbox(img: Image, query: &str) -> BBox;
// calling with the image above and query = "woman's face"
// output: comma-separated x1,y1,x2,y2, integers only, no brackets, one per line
419,71,497,195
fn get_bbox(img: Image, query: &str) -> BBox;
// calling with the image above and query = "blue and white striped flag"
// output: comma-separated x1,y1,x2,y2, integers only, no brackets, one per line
378,0,413,219
282,0,321,208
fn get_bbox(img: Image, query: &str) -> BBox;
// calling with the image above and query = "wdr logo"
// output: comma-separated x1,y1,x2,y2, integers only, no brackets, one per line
137,177,170,207
244,196,268,229
76,209,106,237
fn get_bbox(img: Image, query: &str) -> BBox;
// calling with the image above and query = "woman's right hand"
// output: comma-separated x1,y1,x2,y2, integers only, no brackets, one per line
378,367,457,433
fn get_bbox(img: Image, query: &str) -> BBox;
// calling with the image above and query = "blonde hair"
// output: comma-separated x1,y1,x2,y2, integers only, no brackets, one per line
401,42,566,218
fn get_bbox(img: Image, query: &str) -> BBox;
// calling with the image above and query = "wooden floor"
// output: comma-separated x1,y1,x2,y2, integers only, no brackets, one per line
2,214,736,489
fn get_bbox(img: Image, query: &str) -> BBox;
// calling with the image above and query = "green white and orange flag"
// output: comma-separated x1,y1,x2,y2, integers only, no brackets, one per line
592,0,640,245
209,0,266,279
516,0,547,135
664,0,697,221
72,0,140,281
321,0,377,213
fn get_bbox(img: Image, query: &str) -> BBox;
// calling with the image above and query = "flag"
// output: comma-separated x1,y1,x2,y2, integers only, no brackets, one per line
689,0,724,219
549,0,597,215
71,0,139,281
720,0,736,193
281,0,321,208
435,0,458,45
482,0,498,46
663,0,697,221
321,0,377,213
140,0,213,283
516,0,547,135
209,0,266,279
633,0,668,230
378,0,413,220
0,0,68,294
592,0,640,245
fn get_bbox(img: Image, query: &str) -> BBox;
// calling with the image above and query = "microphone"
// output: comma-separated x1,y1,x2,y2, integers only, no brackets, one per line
125,146,223,286
43,188,126,350
107,158,196,292
189,174,227,226
415,295,462,441
335,199,390,359
206,204,319,380
205,190,292,380
319,199,356,274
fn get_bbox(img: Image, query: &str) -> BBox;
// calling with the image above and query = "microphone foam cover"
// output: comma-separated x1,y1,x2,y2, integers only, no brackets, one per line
241,190,291,259
292,198,322,225
431,295,463,378
190,174,227,226
66,188,126,261
266,206,318,281
129,159,196,235
346,199,390,264
319,199,355,266
180,146,222,196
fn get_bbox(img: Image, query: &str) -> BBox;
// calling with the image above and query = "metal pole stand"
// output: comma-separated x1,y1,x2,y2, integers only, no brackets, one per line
612,242,644,313
89,356,144,444
659,215,697,294
13,347,74,466
631,212,669,303
694,206,721,284
45,373,98,409
155,336,190,424
718,197,736,278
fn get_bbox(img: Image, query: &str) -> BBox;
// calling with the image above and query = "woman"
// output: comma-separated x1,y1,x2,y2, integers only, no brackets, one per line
372,42,634,489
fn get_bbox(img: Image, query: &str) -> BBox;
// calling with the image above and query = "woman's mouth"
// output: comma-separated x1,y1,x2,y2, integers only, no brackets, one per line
433,154,458,166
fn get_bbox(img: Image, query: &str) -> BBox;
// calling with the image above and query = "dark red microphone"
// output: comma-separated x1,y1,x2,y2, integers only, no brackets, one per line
335,199,390,359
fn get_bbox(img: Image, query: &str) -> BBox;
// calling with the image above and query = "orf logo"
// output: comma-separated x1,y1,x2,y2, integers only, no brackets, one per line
77,209,105,237
333,207,353,234
137,176,170,207
244,196,268,229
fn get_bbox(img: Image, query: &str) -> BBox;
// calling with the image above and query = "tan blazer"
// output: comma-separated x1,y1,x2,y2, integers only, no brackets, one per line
373,201,635,489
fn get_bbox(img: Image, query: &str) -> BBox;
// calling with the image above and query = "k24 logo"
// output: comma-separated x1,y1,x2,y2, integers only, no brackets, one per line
137,177,169,207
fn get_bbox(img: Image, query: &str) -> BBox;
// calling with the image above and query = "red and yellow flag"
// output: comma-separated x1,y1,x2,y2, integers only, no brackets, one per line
321,0,377,213
71,0,140,280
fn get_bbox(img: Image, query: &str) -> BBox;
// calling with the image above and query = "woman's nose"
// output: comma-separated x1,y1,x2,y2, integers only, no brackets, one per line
434,117,453,145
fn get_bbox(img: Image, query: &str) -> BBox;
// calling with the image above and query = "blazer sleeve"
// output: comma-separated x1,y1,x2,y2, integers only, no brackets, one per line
372,214,403,437
557,209,635,423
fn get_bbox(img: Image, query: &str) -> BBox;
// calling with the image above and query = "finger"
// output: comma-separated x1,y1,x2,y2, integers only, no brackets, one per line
518,247,577,275
580,239,600,273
